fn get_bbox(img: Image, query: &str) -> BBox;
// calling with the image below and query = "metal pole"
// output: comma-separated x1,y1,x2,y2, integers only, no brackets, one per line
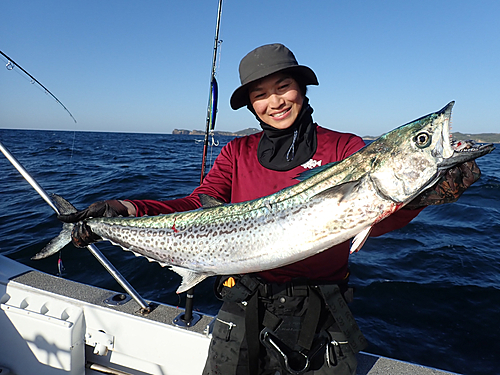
0,139,152,313
180,0,224,326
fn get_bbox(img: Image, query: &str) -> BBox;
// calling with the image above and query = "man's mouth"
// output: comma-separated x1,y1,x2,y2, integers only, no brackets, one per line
270,108,290,119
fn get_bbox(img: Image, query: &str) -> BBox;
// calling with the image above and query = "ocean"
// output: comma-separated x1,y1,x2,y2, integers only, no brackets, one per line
0,129,499,375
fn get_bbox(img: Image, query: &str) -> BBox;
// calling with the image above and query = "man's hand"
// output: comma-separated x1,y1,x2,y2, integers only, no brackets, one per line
405,161,481,209
58,200,133,248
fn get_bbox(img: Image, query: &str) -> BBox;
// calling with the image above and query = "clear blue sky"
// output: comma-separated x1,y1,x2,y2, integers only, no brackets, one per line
1,0,499,136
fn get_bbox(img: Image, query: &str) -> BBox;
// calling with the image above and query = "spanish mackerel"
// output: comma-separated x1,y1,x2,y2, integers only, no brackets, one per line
35,102,494,293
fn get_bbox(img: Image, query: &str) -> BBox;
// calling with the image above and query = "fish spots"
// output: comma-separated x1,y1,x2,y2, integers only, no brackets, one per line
95,204,302,272
219,227,237,235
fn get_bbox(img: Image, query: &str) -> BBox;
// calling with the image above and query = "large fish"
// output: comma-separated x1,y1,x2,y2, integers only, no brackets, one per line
34,102,494,293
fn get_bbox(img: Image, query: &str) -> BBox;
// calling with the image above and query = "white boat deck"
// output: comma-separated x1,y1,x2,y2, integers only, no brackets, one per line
0,255,457,375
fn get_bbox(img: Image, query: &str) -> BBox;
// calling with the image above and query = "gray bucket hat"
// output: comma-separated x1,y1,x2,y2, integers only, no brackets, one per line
230,43,319,110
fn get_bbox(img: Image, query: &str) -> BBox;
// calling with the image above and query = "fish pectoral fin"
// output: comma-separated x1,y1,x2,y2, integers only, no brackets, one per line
170,265,211,294
312,180,361,202
350,226,372,254
199,194,226,208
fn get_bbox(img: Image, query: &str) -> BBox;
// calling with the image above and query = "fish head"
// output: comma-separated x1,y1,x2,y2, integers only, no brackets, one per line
369,101,495,203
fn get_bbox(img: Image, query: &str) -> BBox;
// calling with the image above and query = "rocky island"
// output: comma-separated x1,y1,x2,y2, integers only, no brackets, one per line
172,128,260,137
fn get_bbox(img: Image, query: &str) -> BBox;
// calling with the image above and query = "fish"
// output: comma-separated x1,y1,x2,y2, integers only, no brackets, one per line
34,102,495,293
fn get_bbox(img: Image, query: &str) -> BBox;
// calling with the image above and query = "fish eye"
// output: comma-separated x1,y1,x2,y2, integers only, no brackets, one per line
414,132,431,148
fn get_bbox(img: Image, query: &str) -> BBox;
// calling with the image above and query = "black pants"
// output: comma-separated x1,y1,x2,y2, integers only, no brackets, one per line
203,292,358,375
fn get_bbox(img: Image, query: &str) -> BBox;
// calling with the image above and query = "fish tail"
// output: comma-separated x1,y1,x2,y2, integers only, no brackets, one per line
50,193,79,215
32,194,78,260
32,223,74,260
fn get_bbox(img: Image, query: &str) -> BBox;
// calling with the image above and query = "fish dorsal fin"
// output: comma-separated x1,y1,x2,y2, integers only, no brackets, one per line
170,265,210,294
199,194,226,208
350,226,372,254
295,162,339,181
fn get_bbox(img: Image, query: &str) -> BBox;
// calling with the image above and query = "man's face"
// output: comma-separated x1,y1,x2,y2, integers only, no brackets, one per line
249,73,304,130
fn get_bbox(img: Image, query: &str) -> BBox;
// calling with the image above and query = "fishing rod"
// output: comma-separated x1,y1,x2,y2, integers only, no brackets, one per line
0,139,152,313
176,0,224,327
0,50,77,124
199,0,223,185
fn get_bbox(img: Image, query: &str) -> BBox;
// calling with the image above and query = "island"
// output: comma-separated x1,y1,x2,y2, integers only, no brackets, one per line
172,128,260,137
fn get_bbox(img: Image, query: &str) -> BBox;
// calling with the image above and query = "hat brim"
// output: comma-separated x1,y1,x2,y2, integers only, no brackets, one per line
230,65,318,110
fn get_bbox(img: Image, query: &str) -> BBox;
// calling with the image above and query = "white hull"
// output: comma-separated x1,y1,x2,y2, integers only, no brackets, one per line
0,255,456,375
0,255,211,375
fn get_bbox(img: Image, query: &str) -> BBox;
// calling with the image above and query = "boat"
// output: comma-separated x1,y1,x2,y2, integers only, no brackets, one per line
0,254,458,375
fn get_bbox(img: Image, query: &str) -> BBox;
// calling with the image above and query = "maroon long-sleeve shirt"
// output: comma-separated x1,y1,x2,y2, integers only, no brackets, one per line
127,126,422,283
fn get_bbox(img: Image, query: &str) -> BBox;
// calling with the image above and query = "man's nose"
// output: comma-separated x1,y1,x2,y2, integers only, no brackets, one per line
269,94,284,108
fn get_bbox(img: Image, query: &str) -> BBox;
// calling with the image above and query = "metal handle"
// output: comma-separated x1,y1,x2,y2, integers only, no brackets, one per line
0,139,151,313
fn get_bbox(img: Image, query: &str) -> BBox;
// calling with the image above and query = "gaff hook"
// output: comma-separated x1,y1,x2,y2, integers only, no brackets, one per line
211,133,219,147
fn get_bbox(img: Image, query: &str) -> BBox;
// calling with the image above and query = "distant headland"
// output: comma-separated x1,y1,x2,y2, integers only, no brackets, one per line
173,128,500,143
449,132,500,144
172,128,260,137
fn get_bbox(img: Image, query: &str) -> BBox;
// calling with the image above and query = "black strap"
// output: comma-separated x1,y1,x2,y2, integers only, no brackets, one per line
318,284,367,353
297,287,321,350
245,290,261,375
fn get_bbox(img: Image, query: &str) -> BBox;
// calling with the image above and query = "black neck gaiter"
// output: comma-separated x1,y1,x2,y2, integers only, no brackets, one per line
256,97,317,171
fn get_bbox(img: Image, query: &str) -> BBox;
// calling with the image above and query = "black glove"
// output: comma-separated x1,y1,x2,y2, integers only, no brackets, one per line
58,200,129,248
71,222,102,248
58,200,129,222
405,161,481,209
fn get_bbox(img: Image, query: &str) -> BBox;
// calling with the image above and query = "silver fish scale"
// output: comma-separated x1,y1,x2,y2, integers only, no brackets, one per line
88,203,294,273
87,175,396,276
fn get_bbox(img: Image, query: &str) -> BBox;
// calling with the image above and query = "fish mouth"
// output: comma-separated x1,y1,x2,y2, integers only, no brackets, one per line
438,141,495,169
431,102,495,169
432,102,454,160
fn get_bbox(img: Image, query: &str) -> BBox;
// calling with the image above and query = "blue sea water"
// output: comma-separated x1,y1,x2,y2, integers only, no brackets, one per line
0,129,499,375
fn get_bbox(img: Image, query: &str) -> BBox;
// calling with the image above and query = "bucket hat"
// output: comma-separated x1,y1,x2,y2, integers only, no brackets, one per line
230,43,319,110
